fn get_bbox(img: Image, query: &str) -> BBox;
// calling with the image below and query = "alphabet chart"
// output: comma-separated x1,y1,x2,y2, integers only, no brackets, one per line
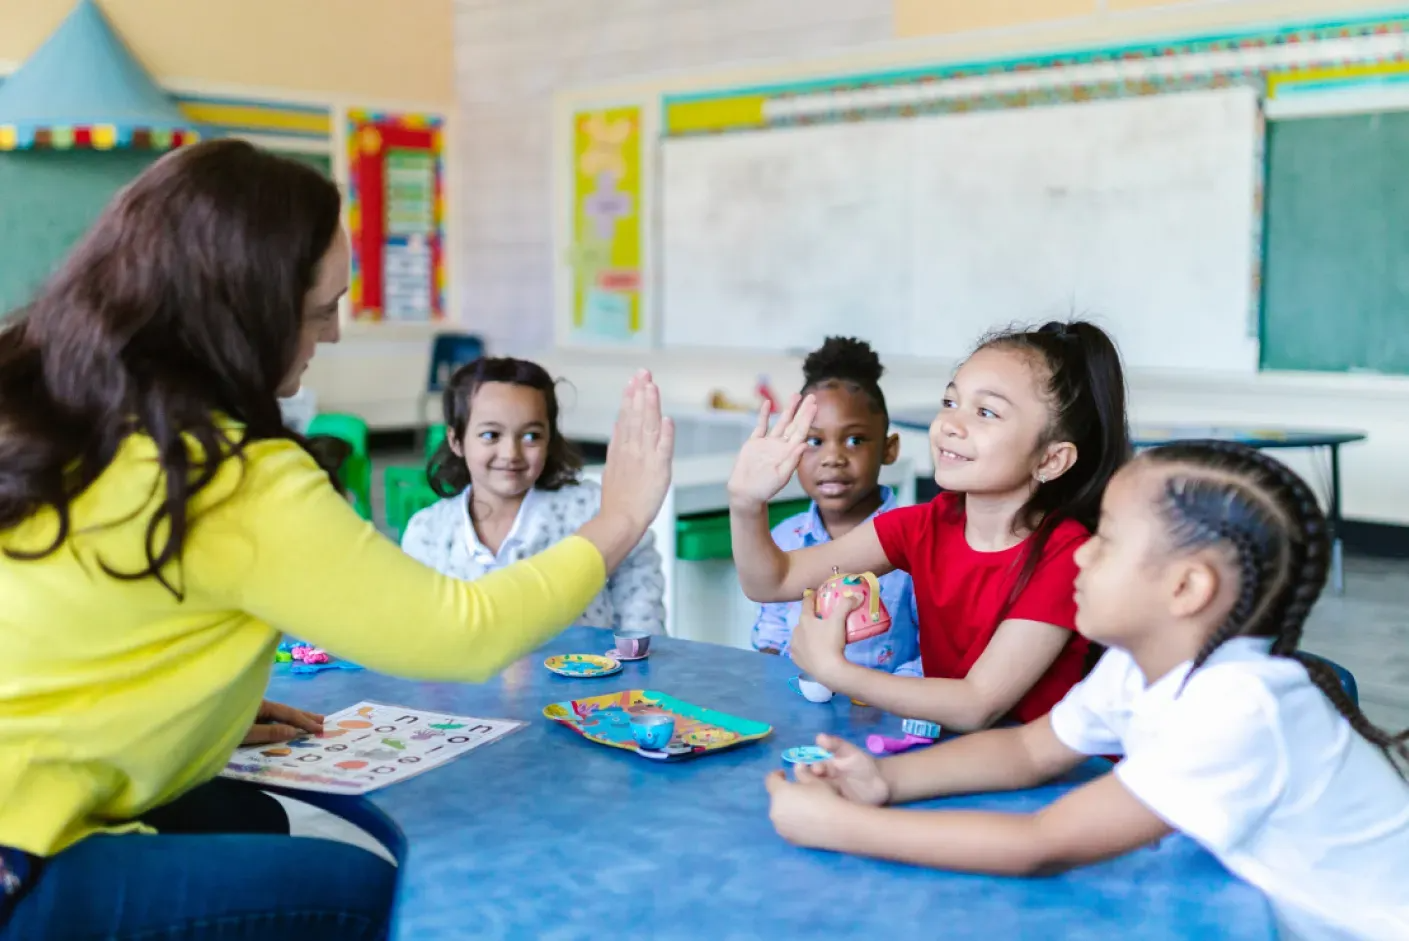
220,701,524,794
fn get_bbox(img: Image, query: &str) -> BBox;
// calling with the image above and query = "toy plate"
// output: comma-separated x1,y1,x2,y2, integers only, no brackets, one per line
544,654,623,678
543,690,772,762
781,746,833,765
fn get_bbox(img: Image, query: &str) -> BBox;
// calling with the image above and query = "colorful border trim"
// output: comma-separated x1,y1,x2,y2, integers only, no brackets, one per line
663,16,1409,136
176,95,331,141
346,109,447,323
0,124,197,150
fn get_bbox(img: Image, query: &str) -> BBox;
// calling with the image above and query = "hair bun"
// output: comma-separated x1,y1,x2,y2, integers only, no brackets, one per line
802,336,884,387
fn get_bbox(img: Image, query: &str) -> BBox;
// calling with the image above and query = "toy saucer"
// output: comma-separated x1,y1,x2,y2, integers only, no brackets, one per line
781,746,833,765
603,649,649,662
544,654,623,678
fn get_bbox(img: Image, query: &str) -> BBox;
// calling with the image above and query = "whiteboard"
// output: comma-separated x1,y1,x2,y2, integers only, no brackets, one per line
660,121,914,355
659,86,1261,372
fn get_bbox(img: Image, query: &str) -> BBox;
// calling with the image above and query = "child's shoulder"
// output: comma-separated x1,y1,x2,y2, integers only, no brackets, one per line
1039,516,1091,556
406,493,464,531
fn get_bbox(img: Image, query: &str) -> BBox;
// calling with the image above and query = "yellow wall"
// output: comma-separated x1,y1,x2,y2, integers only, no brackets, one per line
897,0,1407,41
0,0,454,103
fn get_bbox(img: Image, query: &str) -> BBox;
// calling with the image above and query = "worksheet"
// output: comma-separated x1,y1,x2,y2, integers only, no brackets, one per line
221,700,524,794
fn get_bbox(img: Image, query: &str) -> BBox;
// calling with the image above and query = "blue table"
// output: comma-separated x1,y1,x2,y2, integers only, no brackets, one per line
267,628,1273,940
890,413,1366,593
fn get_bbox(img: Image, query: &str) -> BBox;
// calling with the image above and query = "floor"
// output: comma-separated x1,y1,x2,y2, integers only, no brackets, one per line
368,454,1409,733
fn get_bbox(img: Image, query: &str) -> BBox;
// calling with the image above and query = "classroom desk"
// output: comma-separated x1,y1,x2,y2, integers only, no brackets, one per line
267,627,1274,940
889,413,1366,594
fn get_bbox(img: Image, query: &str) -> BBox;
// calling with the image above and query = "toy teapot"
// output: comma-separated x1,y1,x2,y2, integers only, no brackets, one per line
814,569,891,644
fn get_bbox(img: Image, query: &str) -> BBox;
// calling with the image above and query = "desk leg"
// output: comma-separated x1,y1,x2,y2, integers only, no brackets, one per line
1329,445,1345,595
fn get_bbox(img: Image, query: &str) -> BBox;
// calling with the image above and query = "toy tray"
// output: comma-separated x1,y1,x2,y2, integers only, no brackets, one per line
542,689,771,761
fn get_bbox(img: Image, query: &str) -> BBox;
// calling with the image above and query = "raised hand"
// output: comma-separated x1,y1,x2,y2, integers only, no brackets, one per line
793,733,892,807
583,370,676,573
727,394,817,509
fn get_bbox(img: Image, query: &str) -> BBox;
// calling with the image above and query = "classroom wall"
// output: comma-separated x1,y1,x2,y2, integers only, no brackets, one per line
0,0,455,103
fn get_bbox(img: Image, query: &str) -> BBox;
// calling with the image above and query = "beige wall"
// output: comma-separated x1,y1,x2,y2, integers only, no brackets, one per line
0,0,454,102
897,0,1406,42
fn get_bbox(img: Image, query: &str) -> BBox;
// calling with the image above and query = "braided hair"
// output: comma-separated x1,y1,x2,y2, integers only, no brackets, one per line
801,337,887,420
1146,440,1408,777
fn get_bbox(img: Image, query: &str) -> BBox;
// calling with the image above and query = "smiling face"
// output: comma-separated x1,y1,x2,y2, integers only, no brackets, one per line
798,383,898,527
279,228,349,398
928,345,1076,497
449,381,551,503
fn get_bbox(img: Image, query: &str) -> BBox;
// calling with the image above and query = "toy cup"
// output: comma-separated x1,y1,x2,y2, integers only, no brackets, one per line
613,631,651,659
814,571,891,644
630,714,675,750
795,672,834,703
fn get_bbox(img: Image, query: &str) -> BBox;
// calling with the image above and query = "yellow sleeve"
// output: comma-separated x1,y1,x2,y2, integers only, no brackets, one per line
186,440,607,681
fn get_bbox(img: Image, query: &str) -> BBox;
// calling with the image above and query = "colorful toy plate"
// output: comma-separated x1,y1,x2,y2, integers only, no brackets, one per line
543,690,772,762
544,654,623,679
781,746,833,765
603,649,649,662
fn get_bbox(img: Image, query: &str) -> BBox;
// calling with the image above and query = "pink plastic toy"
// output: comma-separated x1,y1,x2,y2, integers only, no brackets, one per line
814,570,891,644
301,649,330,664
866,718,941,756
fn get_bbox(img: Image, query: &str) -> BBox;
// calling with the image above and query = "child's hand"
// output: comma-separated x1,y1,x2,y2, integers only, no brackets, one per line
242,699,324,745
765,768,855,849
727,395,817,509
787,588,853,685
796,734,892,807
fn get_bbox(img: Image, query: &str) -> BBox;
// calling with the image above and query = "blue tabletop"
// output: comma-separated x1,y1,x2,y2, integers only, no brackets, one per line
890,411,1366,451
267,627,1273,940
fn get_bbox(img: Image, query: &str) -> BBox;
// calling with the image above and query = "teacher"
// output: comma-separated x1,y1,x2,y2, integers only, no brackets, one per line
0,140,673,939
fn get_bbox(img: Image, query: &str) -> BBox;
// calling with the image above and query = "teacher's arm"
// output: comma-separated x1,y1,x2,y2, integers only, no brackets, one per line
193,372,673,682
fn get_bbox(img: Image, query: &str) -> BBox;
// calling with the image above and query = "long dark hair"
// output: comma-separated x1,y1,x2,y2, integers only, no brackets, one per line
1146,441,1407,778
977,321,1132,616
427,357,581,497
801,336,888,420
0,140,343,595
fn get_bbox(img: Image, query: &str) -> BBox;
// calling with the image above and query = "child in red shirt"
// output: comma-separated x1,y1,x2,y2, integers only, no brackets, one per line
728,321,1131,729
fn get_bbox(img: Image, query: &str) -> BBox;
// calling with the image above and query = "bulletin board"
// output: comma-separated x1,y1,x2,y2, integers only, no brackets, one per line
568,106,646,345
346,109,446,323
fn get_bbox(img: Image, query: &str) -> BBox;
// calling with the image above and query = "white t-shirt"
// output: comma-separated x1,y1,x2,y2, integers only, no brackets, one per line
1050,637,1409,941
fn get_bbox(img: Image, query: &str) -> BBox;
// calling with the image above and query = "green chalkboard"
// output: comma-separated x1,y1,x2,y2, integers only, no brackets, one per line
1262,112,1409,375
0,148,333,315
0,150,157,312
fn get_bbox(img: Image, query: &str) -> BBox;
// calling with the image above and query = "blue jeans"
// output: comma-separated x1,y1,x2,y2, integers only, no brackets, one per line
1,781,396,940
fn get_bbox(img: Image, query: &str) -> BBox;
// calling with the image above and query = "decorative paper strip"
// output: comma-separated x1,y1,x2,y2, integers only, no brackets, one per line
662,15,1409,136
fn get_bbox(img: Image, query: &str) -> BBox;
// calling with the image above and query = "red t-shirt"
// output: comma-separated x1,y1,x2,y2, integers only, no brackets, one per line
873,493,1090,724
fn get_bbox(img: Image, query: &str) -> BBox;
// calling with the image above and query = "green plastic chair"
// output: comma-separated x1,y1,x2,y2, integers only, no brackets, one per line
307,413,369,457
425,424,447,460
306,413,372,520
384,465,441,540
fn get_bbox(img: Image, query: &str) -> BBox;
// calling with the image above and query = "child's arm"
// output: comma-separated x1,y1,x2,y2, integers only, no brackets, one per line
795,616,1073,731
768,768,1171,876
606,530,666,635
732,515,895,603
769,718,1171,875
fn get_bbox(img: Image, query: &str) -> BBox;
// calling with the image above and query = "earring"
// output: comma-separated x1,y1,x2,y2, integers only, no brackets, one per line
1036,473,1047,484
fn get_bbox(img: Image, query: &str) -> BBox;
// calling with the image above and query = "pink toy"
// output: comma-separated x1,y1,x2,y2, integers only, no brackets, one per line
289,645,331,665
814,570,891,644
866,718,941,755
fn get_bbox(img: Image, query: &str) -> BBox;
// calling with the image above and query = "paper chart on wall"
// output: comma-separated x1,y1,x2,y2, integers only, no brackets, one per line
220,701,524,795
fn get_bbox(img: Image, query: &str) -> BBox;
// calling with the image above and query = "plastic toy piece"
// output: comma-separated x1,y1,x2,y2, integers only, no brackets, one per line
815,569,891,644
866,718,941,756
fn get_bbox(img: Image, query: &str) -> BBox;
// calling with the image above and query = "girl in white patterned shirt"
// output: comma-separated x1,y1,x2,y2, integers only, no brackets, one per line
401,357,666,634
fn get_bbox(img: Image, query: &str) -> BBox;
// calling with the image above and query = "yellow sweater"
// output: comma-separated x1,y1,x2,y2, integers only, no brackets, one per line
0,433,606,856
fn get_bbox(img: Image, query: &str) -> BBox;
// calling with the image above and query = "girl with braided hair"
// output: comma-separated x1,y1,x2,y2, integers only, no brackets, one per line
764,441,1408,940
